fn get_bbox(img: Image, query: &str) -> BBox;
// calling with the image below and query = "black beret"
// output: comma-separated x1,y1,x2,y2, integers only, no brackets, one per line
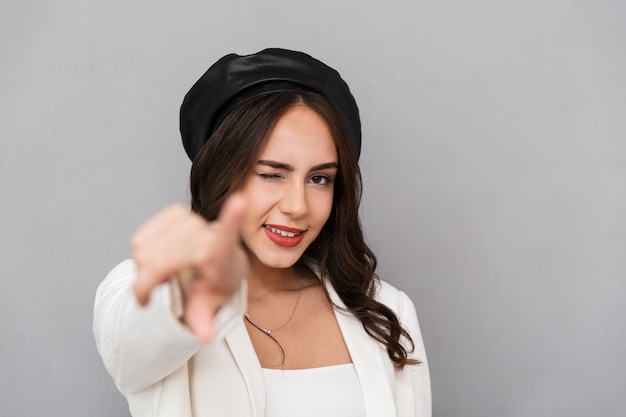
179,48,361,161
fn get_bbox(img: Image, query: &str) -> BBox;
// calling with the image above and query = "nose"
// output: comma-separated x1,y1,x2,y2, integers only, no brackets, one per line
279,181,307,218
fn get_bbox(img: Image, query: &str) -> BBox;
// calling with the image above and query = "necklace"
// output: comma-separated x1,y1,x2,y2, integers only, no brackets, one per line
244,284,303,335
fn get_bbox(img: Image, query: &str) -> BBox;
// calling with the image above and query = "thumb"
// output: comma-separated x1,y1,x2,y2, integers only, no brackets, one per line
217,193,246,246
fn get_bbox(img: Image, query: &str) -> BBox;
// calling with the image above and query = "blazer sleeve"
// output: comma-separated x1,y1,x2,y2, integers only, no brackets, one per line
396,288,432,417
93,259,247,394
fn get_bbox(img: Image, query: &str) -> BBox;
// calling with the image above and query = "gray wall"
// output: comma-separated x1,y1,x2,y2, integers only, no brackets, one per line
1,1,624,416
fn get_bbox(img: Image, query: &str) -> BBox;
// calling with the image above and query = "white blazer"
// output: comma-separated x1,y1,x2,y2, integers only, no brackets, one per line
93,260,431,417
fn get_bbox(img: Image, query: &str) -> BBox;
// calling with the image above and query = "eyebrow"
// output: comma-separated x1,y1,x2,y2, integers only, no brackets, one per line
257,160,339,172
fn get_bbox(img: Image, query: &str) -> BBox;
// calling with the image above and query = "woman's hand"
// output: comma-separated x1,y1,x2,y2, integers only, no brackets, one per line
131,194,248,342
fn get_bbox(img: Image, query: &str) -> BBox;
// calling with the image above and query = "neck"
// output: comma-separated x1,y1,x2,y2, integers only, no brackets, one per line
246,257,304,298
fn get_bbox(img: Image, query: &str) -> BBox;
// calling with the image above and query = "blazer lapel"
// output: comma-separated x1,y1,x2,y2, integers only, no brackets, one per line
225,322,266,417
327,282,398,417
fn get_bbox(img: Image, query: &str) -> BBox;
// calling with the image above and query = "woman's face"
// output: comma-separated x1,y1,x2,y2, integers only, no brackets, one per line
239,104,338,270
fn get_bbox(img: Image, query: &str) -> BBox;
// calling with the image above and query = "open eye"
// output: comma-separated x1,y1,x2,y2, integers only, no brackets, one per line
309,175,331,185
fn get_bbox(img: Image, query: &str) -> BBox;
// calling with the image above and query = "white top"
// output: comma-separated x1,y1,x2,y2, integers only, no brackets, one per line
262,364,366,417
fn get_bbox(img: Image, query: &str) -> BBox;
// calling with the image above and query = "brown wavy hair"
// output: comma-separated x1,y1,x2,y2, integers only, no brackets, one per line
190,91,419,368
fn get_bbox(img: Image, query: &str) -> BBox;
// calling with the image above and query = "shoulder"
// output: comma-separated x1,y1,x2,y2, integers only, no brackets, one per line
108,258,137,278
95,259,136,294
94,259,138,301
374,280,414,315
101,258,137,284
374,280,425,345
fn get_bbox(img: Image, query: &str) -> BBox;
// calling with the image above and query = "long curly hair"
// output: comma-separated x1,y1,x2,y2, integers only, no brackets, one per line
190,91,419,368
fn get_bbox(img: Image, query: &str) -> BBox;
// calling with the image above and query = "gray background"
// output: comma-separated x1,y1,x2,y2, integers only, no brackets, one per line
1,0,624,416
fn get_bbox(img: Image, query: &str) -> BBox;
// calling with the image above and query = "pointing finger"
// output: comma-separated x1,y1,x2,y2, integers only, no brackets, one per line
134,267,156,306
185,290,215,342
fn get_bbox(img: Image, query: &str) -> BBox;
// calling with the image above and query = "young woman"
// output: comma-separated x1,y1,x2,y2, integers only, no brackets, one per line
94,48,431,417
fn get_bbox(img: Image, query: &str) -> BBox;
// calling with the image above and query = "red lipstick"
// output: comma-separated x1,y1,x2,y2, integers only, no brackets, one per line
263,224,306,247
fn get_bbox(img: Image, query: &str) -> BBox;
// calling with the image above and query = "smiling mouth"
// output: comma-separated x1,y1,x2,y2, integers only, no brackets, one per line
263,225,304,238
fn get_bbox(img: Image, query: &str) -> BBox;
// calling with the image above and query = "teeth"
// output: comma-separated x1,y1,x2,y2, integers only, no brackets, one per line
265,225,300,237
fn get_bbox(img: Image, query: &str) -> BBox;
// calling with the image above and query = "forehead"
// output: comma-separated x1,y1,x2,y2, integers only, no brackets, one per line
258,105,338,164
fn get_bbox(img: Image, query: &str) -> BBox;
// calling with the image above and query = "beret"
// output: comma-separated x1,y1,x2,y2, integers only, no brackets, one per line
179,48,361,161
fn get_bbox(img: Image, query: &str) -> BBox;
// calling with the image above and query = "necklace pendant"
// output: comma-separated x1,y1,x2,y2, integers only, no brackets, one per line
245,281,304,338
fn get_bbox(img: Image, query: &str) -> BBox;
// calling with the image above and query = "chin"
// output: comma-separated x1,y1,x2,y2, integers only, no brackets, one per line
255,251,303,270
242,244,302,269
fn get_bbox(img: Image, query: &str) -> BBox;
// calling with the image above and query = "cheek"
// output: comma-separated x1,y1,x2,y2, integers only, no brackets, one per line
312,193,334,225
243,184,276,212
240,193,266,230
